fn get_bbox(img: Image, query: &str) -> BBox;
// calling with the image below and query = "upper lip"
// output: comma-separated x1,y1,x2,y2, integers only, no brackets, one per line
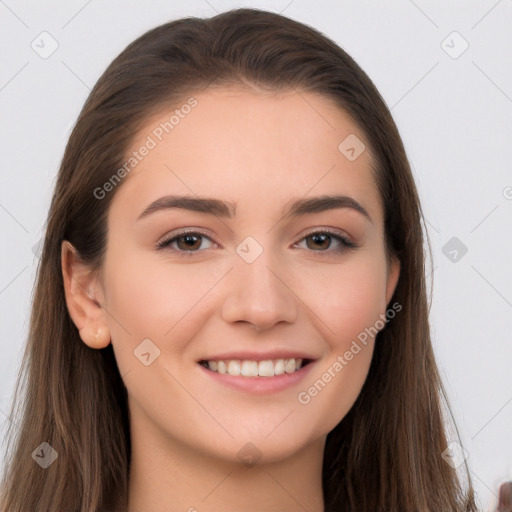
198,350,318,362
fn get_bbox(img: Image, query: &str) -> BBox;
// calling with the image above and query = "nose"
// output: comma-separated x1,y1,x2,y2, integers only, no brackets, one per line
221,246,298,331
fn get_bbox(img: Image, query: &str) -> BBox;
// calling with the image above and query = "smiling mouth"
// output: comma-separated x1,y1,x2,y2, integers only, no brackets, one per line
198,358,314,377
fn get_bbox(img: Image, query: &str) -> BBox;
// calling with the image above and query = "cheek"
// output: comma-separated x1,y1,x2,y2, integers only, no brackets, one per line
290,257,388,430
297,254,389,348
295,342,374,439
101,251,227,370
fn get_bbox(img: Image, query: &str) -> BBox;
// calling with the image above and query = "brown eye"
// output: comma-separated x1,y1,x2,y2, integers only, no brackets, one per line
295,230,357,255
175,234,203,251
156,231,215,252
305,233,332,250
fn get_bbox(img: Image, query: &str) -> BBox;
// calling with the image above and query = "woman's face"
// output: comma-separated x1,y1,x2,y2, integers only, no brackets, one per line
94,87,400,464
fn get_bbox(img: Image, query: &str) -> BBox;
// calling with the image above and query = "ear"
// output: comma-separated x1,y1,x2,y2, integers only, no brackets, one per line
61,240,110,349
385,256,401,306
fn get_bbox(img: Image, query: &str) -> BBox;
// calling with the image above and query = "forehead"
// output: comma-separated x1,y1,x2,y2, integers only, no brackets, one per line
110,87,382,225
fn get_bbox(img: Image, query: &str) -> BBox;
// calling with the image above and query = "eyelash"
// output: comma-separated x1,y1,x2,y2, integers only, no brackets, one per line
155,228,358,256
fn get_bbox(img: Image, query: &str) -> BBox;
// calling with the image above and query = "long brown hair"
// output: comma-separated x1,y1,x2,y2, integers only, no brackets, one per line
0,8,478,511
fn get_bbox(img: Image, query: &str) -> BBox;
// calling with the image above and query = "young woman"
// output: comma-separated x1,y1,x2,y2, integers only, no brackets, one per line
0,7,491,511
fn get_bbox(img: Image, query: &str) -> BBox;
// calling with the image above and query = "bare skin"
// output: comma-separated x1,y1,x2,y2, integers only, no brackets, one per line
62,87,400,512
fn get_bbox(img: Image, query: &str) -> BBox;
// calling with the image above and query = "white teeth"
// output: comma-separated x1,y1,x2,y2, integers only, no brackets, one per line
217,360,227,374
257,360,274,377
203,358,305,377
274,359,285,375
241,360,258,377
284,359,297,374
227,360,241,376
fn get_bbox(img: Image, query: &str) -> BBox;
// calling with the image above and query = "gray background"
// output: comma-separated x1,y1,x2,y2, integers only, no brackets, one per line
1,1,511,510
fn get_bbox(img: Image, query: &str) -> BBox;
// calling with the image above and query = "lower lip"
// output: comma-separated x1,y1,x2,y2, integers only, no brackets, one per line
197,361,316,394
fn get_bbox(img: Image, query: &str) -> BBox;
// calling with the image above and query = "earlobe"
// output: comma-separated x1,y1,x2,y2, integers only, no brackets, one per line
385,256,401,306
61,241,110,349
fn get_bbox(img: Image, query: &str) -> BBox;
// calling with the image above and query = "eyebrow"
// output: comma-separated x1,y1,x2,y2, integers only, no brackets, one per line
137,195,237,220
137,194,373,223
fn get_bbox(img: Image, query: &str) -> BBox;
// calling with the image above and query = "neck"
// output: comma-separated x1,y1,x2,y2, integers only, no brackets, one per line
125,403,326,512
